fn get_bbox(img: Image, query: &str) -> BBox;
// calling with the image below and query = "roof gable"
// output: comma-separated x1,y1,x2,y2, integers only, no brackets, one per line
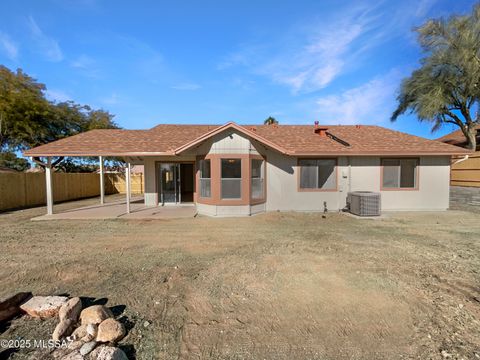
173,122,289,155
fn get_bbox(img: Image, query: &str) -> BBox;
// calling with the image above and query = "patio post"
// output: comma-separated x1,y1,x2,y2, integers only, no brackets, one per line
126,162,131,214
99,156,105,205
45,157,53,215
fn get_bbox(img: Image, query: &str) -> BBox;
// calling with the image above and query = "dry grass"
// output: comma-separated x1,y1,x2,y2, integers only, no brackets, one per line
1,197,479,359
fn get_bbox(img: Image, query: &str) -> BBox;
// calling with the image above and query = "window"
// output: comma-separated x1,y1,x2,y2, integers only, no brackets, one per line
251,159,264,199
299,159,336,190
382,158,418,189
199,159,211,198
221,159,242,199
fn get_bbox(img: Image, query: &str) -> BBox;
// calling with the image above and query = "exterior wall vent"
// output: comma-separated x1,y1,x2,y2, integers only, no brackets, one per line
347,191,381,216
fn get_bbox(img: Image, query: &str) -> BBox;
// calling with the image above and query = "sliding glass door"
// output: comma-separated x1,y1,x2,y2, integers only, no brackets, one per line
158,163,195,205
159,163,180,204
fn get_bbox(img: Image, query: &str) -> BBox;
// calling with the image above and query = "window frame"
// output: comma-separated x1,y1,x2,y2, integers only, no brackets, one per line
380,157,419,191
198,159,212,198
297,158,338,192
220,158,242,200
250,158,265,201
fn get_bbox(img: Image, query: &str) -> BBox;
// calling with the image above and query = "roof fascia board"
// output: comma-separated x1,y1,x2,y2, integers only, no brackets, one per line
23,151,175,157
291,151,471,156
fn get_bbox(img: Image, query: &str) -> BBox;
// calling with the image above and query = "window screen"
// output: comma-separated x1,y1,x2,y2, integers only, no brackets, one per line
199,159,211,198
221,159,241,199
251,159,264,199
299,159,336,190
382,158,418,189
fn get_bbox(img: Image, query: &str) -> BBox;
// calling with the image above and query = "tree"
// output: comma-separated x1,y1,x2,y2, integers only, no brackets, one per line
0,65,120,171
0,65,119,151
264,116,278,125
0,67,52,150
0,151,30,171
391,4,480,150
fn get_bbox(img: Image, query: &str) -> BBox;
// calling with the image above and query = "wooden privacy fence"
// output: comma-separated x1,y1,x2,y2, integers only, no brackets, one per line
0,172,144,211
105,173,144,194
451,151,480,187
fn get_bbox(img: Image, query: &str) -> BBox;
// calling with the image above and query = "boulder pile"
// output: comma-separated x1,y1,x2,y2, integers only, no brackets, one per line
19,295,129,360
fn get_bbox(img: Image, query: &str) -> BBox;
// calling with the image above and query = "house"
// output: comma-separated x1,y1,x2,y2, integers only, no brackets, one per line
23,122,469,216
438,125,480,188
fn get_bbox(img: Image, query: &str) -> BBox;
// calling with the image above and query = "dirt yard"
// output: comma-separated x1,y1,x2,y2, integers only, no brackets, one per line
0,197,479,360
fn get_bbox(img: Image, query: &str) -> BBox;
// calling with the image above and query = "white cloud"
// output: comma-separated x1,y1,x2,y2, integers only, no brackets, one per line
46,89,71,102
171,83,201,91
415,0,438,18
27,16,63,62
71,54,94,69
219,5,382,94
314,71,401,125
70,54,101,78
100,93,119,105
218,1,438,94
0,32,19,61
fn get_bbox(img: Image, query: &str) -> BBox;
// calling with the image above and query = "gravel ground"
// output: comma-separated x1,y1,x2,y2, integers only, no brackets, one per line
0,197,479,360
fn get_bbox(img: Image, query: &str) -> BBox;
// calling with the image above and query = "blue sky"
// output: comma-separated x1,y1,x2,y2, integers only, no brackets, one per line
0,0,476,139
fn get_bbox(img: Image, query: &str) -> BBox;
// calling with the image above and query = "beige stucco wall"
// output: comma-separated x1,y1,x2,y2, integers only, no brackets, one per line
380,156,450,211
141,129,451,213
264,152,451,212
143,155,196,207
264,149,347,212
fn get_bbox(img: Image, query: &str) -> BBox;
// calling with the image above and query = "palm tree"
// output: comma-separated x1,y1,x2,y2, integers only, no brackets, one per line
264,116,278,125
391,4,480,150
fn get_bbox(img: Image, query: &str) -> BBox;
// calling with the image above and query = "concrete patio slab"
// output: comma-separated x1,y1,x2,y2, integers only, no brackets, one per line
31,197,197,220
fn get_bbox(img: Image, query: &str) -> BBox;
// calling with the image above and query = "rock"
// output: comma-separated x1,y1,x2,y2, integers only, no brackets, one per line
53,319,74,341
96,319,126,343
87,323,98,337
80,341,97,356
71,324,87,340
60,350,83,360
0,292,32,322
80,305,113,325
441,350,452,358
20,296,68,319
143,320,150,328
67,340,84,351
89,345,128,360
59,297,82,322
78,323,98,342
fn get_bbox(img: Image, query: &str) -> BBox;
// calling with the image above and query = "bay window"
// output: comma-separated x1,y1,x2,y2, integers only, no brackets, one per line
251,159,264,199
199,159,211,198
221,159,242,199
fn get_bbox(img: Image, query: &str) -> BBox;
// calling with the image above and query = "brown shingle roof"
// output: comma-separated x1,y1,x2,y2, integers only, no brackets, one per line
23,122,469,157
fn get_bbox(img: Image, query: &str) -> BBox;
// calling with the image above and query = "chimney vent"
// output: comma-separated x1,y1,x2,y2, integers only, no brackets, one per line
314,122,328,137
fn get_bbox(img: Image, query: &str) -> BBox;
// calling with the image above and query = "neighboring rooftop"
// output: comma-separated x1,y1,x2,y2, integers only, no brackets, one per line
23,122,470,157
437,124,480,148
